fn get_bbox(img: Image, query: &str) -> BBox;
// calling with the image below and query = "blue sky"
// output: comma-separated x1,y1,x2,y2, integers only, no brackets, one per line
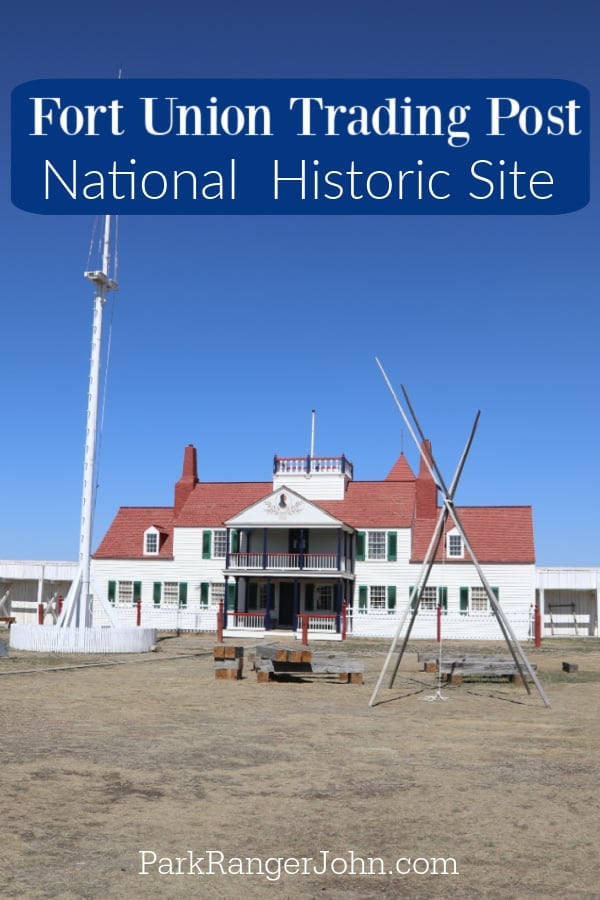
1,0,597,566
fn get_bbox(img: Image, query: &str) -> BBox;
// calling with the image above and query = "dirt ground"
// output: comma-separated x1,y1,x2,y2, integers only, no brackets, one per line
1,631,598,900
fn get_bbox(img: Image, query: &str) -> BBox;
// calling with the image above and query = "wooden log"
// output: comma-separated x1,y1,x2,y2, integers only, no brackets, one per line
213,644,244,660
215,667,242,680
256,671,271,683
214,658,243,671
349,672,364,685
255,645,295,662
562,661,579,673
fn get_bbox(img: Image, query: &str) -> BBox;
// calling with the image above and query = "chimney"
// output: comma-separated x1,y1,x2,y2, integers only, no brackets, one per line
415,440,438,519
174,444,198,512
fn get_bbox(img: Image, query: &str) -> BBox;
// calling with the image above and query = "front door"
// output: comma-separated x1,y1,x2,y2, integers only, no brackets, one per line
279,582,295,628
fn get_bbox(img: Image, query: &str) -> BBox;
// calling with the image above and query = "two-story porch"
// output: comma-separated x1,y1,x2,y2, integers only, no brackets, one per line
221,471,356,637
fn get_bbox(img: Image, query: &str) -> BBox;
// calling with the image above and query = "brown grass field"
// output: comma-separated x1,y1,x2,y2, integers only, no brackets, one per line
1,632,599,899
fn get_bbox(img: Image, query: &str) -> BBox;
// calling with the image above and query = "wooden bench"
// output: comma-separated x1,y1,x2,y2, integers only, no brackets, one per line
254,645,364,684
418,653,537,684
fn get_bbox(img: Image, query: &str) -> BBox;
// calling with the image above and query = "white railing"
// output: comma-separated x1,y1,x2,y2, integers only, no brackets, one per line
227,612,266,630
228,552,341,571
298,613,338,633
274,455,353,478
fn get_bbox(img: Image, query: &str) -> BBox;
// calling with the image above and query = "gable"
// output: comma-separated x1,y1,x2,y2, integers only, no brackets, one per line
227,487,345,528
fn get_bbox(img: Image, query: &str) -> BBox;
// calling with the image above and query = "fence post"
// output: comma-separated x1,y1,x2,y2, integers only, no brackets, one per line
341,600,347,640
301,615,308,647
57,595,63,615
136,598,142,627
534,604,542,648
38,603,44,625
217,599,224,643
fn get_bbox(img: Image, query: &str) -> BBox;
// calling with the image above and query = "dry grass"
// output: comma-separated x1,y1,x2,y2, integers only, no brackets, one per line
1,633,599,899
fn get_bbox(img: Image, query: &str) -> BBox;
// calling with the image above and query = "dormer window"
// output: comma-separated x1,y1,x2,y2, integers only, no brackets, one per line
447,530,463,558
144,527,160,555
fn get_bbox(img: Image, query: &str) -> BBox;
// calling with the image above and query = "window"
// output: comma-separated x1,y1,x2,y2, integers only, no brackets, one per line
316,585,334,611
420,586,438,611
471,587,489,613
213,529,227,558
163,582,180,606
108,580,141,606
369,585,386,609
367,531,386,560
144,531,158,553
153,581,188,608
447,531,463,558
211,583,225,607
118,581,133,604
460,586,499,615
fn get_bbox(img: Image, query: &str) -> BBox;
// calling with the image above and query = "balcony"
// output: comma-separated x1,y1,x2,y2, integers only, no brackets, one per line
273,454,353,479
227,552,350,573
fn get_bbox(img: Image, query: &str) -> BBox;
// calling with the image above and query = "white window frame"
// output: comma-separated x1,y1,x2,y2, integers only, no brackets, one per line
367,531,386,560
143,527,160,555
447,530,464,559
470,587,490,614
213,529,227,558
162,582,180,606
210,583,225,608
117,580,133,605
420,585,438,611
369,585,386,610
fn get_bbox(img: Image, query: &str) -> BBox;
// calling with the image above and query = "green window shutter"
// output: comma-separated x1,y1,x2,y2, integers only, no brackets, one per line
230,529,239,553
133,581,142,605
202,530,212,559
387,531,397,562
410,586,417,611
305,583,314,612
248,582,257,610
108,580,116,604
491,586,499,616
227,582,235,611
200,582,209,608
179,582,188,608
358,585,368,612
459,586,469,615
438,586,448,613
387,585,397,614
356,531,366,562
153,582,162,607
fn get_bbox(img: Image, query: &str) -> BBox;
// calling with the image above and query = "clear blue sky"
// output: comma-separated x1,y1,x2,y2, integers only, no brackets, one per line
1,0,597,566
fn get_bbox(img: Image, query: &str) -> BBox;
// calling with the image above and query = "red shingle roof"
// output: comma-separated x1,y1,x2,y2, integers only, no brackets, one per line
94,508,175,559
411,507,535,564
93,448,534,564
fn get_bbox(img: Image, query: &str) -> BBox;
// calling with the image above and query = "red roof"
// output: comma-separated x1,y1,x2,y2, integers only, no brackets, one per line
94,507,175,559
411,507,535,564
93,448,534,564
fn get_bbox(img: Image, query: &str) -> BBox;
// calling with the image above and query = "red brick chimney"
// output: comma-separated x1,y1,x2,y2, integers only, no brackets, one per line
174,444,198,513
414,439,438,519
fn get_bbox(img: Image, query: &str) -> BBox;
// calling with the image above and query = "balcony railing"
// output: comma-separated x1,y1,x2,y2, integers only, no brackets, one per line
228,552,345,572
273,454,353,479
227,611,266,630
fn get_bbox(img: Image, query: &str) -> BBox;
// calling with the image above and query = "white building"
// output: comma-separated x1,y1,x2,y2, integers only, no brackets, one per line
88,442,539,641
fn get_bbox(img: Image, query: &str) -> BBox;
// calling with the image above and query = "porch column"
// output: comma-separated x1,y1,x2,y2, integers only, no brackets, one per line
539,587,545,635
337,529,342,571
265,577,272,630
335,578,342,632
223,575,229,628
299,530,305,570
262,528,268,570
292,579,299,631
